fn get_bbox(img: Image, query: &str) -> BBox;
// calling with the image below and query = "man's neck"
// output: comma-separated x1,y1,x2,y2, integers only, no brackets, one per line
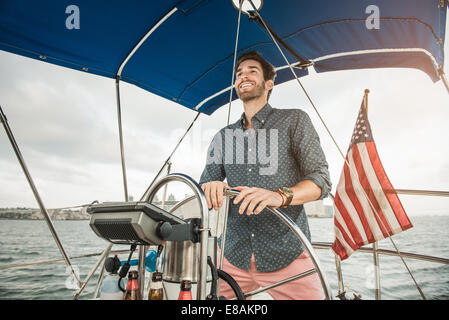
243,96,267,129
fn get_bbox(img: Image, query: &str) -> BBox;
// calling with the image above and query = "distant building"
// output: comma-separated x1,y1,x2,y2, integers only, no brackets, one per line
304,200,333,218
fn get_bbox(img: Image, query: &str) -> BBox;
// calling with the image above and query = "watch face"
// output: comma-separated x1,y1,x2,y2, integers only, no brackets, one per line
281,187,293,196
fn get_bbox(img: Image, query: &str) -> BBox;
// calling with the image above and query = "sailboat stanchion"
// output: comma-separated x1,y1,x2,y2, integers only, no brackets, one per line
74,243,113,299
0,106,82,289
92,244,114,299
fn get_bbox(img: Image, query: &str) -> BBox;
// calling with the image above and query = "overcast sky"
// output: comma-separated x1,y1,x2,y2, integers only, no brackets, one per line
1,25,449,216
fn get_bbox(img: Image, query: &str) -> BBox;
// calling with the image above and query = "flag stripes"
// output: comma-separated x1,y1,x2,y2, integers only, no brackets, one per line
332,96,413,260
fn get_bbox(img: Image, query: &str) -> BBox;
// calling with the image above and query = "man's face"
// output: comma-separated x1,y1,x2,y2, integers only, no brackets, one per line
235,59,271,103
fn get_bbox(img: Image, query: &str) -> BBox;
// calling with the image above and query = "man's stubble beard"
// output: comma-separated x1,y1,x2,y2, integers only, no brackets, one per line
238,80,266,103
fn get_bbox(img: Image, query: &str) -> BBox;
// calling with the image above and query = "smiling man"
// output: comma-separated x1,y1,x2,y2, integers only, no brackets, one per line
199,51,331,300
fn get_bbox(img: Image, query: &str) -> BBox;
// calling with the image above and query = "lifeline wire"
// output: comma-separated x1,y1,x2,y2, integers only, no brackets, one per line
246,0,426,300
226,0,244,126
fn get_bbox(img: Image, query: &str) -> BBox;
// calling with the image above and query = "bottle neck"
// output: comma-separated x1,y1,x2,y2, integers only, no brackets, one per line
180,280,191,291
178,280,192,300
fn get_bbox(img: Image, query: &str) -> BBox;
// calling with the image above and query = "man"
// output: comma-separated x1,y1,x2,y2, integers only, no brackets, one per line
199,51,331,300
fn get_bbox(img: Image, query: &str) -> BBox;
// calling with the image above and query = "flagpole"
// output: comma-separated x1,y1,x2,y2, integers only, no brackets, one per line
364,89,382,300
358,90,426,300
334,253,346,299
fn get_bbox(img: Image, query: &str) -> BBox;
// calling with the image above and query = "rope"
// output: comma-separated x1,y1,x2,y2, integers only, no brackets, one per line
46,200,99,211
140,112,200,201
246,0,426,300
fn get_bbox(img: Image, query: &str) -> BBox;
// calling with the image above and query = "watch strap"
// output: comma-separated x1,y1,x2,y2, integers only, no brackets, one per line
278,187,293,207
274,190,286,208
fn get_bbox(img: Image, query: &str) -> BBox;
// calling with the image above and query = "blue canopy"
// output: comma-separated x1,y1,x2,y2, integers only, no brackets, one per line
0,0,447,115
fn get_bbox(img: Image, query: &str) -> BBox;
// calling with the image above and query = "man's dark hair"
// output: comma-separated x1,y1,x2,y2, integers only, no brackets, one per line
235,50,276,101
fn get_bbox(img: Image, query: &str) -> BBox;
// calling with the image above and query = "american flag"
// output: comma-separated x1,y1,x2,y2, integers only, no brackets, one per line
332,94,413,260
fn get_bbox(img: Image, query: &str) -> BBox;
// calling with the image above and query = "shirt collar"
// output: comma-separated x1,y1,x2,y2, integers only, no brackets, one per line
239,103,273,129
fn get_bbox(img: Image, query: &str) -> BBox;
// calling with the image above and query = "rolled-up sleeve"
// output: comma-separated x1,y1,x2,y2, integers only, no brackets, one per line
291,110,332,199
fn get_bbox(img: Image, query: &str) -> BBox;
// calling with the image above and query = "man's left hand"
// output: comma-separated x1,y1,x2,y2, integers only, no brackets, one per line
233,186,284,215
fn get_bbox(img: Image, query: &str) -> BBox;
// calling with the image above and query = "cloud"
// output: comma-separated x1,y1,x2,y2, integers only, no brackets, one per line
0,42,448,214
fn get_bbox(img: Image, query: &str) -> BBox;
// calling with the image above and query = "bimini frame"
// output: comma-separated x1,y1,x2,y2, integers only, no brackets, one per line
1,0,448,301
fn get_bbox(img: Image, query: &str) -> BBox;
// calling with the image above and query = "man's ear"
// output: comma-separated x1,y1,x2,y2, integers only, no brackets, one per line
265,79,274,91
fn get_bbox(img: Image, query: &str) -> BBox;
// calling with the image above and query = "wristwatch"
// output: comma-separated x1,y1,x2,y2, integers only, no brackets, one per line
278,187,293,208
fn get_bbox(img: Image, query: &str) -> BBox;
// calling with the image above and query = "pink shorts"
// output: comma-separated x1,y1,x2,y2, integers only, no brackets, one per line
218,250,324,300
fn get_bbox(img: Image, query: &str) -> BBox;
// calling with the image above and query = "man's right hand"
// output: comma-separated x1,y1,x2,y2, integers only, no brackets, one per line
201,181,229,211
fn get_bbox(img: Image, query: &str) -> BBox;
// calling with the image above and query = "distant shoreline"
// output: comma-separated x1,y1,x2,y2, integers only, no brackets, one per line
0,217,90,221
0,208,89,221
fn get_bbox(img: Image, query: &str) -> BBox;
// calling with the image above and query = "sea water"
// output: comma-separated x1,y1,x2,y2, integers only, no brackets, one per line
0,216,448,300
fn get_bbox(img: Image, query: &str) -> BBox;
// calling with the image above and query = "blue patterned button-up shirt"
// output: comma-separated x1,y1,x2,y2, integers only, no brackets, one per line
199,104,331,272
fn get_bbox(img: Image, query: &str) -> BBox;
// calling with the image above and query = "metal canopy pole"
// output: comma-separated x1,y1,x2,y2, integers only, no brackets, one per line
0,106,82,288
114,6,179,202
115,76,129,202
438,68,449,94
113,6,180,202
112,8,180,298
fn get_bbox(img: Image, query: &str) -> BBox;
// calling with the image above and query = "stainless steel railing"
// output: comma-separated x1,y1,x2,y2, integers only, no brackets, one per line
3,242,447,270
1,240,448,299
